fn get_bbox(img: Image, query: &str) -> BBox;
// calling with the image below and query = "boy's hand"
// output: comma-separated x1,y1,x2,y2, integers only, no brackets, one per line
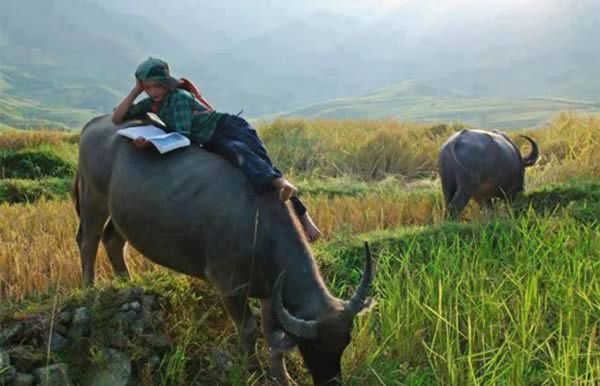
133,79,144,95
133,137,151,149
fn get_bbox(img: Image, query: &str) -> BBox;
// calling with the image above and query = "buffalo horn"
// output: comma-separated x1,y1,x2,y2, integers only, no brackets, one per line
272,272,319,339
346,242,374,316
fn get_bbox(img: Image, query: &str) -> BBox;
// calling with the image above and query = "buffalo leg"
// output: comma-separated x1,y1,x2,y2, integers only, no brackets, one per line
77,204,108,286
221,291,259,363
101,219,130,280
440,174,457,213
448,185,475,220
260,298,296,385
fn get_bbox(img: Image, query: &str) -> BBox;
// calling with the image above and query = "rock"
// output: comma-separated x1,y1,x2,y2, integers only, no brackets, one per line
211,350,233,373
131,287,144,298
116,287,143,304
68,307,91,339
109,331,129,349
116,288,134,304
112,310,137,325
32,364,71,386
147,355,161,370
129,301,141,312
0,365,16,384
0,347,10,368
48,333,68,352
142,295,157,309
0,348,16,384
56,311,72,325
8,346,46,372
143,333,171,350
52,323,68,336
11,372,35,386
130,320,145,335
151,311,165,325
0,324,22,344
88,349,131,386
119,301,141,313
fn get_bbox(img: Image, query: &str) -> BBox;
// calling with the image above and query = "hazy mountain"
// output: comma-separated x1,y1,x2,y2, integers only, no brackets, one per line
1,0,599,129
0,0,192,114
95,0,318,55
188,0,600,114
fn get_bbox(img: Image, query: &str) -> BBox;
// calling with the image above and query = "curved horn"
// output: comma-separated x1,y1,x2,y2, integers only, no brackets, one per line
272,272,318,339
346,242,374,316
519,135,539,167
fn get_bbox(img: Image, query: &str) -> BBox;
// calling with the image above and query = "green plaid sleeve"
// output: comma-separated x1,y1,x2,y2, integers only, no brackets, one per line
123,97,153,120
170,93,192,137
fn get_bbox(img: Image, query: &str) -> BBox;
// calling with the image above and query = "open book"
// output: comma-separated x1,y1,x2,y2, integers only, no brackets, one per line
117,124,191,154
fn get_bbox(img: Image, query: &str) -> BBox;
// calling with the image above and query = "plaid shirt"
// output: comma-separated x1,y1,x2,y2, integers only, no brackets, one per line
124,89,223,145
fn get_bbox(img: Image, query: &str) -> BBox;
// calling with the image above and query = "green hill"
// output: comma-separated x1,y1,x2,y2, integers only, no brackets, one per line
280,81,600,129
0,93,96,130
0,0,191,129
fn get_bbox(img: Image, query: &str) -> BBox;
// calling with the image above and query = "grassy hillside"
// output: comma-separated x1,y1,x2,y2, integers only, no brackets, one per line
0,115,598,384
280,81,600,129
0,0,193,129
0,93,96,130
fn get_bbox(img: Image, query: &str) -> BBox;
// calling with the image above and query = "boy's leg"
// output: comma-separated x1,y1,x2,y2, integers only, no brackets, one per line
209,118,320,239
290,196,306,218
206,137,283,194
289,196,321,242
217,115,276,167
210,116,297,200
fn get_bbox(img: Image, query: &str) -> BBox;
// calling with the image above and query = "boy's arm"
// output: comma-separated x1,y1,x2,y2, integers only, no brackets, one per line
112,81,145,124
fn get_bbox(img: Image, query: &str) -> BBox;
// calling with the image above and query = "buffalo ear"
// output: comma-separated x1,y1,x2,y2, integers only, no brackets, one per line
356,297,376,315
342,296,376,317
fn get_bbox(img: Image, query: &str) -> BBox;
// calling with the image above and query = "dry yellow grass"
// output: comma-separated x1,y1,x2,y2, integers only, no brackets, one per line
0,192,487,300
259,118,458,179
524,113,600,188
0,130,78,150
259,112,600,183
0,200,164,301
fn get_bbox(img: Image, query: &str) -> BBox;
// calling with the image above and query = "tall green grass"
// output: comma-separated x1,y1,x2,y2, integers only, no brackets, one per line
322,213,600,385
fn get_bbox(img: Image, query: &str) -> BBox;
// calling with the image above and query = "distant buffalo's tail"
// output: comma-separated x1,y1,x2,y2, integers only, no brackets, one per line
72,169,80,217
519,135,539,167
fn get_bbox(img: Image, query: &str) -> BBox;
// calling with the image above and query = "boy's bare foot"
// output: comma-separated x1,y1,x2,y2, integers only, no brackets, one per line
273,178,297,202
299,212,321,242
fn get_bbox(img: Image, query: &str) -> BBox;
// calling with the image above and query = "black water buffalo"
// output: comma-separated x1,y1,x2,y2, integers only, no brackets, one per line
438,129,539,218
72,114,374,385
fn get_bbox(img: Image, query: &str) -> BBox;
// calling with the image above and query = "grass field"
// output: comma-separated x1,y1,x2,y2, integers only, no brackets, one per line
0,114,599,384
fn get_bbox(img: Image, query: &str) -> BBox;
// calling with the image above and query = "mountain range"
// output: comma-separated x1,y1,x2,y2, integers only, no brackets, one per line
1,0,599,129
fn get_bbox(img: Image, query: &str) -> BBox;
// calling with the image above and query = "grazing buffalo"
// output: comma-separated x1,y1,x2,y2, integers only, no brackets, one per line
438,129,539,219
72,115,374,386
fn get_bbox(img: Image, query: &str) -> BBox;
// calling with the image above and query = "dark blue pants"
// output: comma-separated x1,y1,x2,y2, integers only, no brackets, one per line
205,114,306,217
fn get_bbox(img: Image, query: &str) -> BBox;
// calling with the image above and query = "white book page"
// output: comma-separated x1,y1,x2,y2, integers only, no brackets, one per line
117,125,167,140
148,133,191,154
117,125,191,153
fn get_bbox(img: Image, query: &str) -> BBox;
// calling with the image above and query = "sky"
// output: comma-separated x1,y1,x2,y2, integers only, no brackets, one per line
314,0,548,14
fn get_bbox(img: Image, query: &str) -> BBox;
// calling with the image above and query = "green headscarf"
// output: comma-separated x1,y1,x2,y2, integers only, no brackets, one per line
135,57,181,89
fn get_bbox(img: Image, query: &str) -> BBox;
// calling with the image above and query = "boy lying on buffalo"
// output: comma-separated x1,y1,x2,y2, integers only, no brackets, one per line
112,57,321,242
